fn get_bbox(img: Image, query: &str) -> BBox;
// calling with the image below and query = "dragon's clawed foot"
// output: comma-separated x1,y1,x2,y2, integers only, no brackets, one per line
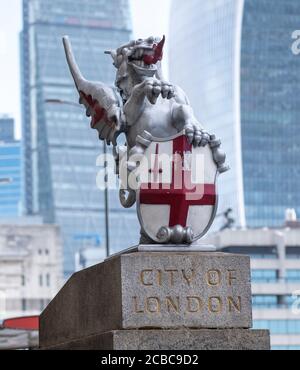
184,122,210,147
142,78,175,105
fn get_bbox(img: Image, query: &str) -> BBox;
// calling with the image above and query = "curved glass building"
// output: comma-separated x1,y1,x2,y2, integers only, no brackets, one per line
169,0,300,228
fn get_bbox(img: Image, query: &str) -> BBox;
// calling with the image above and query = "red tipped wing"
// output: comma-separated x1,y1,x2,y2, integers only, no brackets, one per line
63,36,125,145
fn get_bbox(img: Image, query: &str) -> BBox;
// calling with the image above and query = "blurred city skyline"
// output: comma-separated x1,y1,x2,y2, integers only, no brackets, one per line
0,0,300,351
0,0,171,139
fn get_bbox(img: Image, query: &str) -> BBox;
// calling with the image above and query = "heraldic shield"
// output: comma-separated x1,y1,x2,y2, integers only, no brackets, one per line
136,131,218,244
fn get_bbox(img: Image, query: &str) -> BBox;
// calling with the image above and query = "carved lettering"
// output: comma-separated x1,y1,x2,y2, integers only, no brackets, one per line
228,296,241,312
165,269,178,286
135,267,245,317
206,270,221,286
187,296,202,313
228,270,237,286
133,297,144,313
166,296,179,313
182,269,196,286
133,295,243,315
157,269,163,286
139,267,240,288
140,270,153,286
146,297,161,313
208,297,222,313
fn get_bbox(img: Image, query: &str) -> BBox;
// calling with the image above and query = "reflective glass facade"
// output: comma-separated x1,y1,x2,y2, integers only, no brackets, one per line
217,235,300,349
21,0,139,276
251,269,278,283
169,0,245,229
0,117,15,143
0,142,22,218
286,269,300,282
241,0,300,226
252,295,278,309
169,0,300,227
273,346,300,350
253,320,300,334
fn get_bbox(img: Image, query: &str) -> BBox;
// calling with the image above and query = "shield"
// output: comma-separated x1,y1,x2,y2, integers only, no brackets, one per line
136,131,218,244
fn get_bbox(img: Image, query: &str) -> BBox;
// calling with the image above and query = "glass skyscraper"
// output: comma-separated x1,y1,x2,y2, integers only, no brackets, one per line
0,117,22,218
169,0,300,228
21,0,139,276
0,116,15,143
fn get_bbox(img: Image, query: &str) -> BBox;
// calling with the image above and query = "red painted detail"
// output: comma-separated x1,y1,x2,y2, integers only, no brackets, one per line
2,316,39,331
79,91,115,130
140,135,216,227
148,143,162,183
143,35,165,65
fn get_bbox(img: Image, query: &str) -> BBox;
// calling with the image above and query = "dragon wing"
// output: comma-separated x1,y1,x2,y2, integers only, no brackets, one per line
63,36,125,145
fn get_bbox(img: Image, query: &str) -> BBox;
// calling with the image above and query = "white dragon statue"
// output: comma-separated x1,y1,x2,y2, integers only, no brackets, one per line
63,35,228,244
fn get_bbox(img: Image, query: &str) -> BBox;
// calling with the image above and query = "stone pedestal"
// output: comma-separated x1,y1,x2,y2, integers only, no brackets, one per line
41,329,270,350
39,252,270,350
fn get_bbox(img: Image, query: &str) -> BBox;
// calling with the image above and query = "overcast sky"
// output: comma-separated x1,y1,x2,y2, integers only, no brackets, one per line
0,0,171,138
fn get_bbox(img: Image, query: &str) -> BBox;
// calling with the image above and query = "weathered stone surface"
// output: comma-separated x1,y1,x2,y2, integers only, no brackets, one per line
40,252,252,349
42,329,270,350
121,252,252,330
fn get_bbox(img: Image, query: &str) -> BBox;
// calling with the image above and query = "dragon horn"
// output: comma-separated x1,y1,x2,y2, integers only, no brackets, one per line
105,50,118,67
144,35,166,65
154,35,165,63
62,36,86,90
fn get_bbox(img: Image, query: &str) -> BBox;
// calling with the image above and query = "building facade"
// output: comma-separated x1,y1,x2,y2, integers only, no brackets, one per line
169,0,300,228
0,117,22,219
0,116,15,143
0,221,63,349
0,222,63,321
21,0,139,276
204,225,300,350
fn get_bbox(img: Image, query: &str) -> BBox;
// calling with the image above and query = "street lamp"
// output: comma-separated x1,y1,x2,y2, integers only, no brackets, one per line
45,99,111,257
45,98,81,108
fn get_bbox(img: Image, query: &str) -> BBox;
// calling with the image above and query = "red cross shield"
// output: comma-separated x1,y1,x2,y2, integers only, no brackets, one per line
136,132,218,244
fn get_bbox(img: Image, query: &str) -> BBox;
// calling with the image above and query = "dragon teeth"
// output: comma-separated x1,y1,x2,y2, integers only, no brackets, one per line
138,49,144,58
143,50,154,56
133,59,153,69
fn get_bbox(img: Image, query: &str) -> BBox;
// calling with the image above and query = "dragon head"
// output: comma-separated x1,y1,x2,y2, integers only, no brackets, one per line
106,36,165,99
127,35,165,77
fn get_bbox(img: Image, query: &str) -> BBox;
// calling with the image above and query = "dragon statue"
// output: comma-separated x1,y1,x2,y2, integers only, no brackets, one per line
63,35,228,245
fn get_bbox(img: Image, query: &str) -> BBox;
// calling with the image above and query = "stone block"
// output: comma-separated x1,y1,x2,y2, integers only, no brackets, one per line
40,252,252,349
42,329,270,350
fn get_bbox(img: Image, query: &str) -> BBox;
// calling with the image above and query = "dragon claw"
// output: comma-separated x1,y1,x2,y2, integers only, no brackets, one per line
184,124,211,147
141,78,175,104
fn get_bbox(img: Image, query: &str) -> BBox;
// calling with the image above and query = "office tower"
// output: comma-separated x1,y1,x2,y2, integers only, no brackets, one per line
0,116,21,218
205,221,300,350
169,0,300,228
21,0,138,276
0,116,15,142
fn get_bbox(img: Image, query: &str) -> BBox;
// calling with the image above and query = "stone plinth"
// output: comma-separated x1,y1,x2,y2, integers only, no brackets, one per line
42,329,270,350
39,252,258,349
